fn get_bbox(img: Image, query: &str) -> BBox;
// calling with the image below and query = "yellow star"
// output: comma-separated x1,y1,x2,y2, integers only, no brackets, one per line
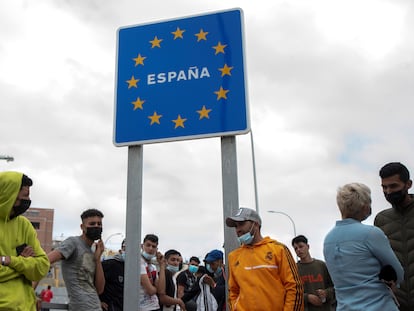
195,29,209,42
150,36,163,48
197,106,212,120
132,54,146,66
212,42,227,55
172,27,185,39
218,64,233,77
131,97,145,110
172,115,187,129
148,112,162,125
126,76,139,89
214,86,229,100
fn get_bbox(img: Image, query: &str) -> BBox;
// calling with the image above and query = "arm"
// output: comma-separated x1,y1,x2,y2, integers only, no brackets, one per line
155,251,166,295
48,250,63,265
3,222,50,281
94,240,105,294
158,292,186,310
140,260,158,296
141,273,158,296
177,284,185,299
322,263,335,302
279,246,304,311
227,255,240,309
367,227,404,284
176,271,186,299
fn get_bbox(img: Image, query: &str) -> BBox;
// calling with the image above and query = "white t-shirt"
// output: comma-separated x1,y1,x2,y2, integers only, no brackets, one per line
139,257,160,311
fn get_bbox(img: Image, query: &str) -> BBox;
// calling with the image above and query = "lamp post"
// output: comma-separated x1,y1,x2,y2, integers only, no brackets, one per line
103,233,123,259
0,155,14,162
268,210,298,259
267,210,297,238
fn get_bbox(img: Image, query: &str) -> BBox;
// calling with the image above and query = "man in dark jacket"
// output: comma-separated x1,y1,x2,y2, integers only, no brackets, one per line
100,239,125,311
374,162,414,311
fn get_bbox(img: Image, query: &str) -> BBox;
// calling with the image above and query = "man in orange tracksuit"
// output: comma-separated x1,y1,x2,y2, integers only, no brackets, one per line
226,207,304,311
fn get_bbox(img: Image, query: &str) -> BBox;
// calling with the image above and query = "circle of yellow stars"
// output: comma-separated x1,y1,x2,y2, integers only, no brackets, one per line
125,27,234,130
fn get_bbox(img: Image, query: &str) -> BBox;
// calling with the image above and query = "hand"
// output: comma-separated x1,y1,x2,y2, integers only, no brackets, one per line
177,298,186,311
101,301,108,311
316,289,327,302
94,240,105,260
20,245,35,257
1,255,11,266
156,251,165,265
202,275,215,287
383,279,397,291
308,294,323,306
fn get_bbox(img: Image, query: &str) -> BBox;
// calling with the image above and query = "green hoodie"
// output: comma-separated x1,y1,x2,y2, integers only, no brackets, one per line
0,171,50,311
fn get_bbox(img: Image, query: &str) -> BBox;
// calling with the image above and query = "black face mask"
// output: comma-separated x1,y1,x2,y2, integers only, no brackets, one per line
10,199,32,219
385,190,406,206
85,227,102,241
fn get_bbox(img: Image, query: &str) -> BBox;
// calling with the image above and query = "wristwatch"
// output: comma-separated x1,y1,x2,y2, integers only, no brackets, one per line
1,256,6,266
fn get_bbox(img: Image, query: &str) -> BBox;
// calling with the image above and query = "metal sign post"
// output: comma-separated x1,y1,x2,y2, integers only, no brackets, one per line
124,145,143,311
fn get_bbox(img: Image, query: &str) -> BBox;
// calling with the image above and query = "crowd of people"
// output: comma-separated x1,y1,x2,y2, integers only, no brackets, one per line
0,161,413,311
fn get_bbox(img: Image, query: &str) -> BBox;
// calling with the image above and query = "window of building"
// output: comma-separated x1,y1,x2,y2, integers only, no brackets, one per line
31,222,40,229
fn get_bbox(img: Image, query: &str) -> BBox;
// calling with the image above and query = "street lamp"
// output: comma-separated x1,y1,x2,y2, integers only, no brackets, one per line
102,232,123,260
0,155,14,162
267,210,297,238
104,232,123,247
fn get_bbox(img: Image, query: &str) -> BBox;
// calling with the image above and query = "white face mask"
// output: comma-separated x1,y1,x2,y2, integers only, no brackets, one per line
237,223,255,245
142,251,155,260
167,265,179,273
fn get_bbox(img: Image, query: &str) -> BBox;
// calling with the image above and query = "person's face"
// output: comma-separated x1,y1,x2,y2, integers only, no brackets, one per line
293,242,309,260
14,186,30,207
381,174,411,195
189,260,199,267
81,216,103,232
10,186,31,217
167,254,181,267
142,240,158,255
208,260,221,272
234,220,255,237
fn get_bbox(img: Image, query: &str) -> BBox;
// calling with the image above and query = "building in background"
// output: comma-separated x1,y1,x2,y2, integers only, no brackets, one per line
24,207,54,253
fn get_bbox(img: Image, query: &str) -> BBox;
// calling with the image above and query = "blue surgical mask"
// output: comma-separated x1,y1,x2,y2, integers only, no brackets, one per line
188,264,199,274
238,223,255,245
121,252,126,261
206,263,214,274
142,251,155,260
214,266,222,278
167,265,179,273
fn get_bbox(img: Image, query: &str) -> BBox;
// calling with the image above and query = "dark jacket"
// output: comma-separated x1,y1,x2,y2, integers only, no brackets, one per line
99,254,124,311
374,195,414,311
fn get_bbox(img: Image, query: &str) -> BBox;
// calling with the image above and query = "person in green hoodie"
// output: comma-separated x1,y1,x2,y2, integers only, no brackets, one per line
0,171,50,311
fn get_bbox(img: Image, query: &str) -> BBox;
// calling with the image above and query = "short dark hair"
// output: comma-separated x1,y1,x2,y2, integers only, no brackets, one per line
189,256,200,264
81,209,104,221
21,174,33,188
143,234,158,244
292,235,308,246
380,162,410,182
165,249,181,259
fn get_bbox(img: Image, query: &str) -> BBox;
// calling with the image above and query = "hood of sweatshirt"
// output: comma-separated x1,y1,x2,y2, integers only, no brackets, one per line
0,171,23,222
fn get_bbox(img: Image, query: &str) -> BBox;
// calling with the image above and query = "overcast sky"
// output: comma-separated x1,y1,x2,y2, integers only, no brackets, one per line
1,0,413,261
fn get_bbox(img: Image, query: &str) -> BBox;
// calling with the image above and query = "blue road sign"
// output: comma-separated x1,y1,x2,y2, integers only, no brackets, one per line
113,8,249,146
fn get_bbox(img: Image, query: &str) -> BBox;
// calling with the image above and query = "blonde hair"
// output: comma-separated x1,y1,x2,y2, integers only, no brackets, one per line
336,183,371,219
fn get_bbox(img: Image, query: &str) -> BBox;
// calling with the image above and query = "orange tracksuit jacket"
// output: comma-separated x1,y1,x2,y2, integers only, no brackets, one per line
228,237,304,311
